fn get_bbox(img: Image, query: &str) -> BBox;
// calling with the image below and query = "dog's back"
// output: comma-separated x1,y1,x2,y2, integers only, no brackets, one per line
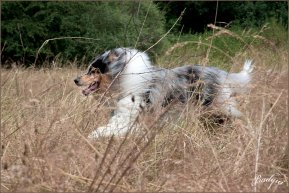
167,61,253,117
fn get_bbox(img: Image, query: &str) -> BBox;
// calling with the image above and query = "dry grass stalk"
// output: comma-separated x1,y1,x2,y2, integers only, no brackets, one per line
1,32,288,192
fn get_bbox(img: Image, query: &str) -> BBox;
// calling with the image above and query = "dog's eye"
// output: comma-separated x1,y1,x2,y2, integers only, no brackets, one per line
90,68,100,74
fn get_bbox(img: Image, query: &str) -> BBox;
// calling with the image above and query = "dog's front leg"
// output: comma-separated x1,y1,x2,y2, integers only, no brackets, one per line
88,113,137,138
88,95,142,139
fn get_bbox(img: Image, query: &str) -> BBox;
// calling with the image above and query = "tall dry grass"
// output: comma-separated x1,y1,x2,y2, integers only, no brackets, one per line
1,33,288,191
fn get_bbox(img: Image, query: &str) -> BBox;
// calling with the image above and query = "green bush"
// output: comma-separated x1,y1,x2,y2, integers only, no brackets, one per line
261,18,288,48
156,1,288,33
1,1,167,66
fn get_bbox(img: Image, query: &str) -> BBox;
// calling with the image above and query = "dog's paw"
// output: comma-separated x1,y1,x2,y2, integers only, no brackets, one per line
87,129,101,140
88,126,110,139
88,125,130,140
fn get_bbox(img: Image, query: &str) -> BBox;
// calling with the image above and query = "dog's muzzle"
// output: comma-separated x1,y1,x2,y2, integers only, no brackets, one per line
73,76,100,96
74,77,81,86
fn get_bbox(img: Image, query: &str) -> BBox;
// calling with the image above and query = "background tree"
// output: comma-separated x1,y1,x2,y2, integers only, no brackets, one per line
156,1,288,33
1,1,167,66
1,1,287,67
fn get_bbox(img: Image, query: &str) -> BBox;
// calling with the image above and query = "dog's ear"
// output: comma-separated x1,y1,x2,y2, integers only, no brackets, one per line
107,49,121,63
90,56,109,73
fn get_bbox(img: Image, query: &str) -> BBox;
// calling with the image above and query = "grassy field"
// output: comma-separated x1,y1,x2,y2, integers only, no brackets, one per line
1,27,288,192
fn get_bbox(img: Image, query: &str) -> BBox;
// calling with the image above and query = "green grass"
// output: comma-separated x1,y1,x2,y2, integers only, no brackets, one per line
157,21,288,71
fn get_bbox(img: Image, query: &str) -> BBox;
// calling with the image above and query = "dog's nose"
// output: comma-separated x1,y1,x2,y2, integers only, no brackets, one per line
74,78,80,85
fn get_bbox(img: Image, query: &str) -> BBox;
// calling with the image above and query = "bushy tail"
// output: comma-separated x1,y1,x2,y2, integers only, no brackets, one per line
227,59,254,94
242,59,254,73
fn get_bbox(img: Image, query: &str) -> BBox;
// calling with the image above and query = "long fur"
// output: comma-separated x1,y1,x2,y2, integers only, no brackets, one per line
74,47,253,139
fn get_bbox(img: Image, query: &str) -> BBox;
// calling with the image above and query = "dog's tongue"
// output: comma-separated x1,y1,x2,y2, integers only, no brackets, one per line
82,83,98,96
82,88,92,96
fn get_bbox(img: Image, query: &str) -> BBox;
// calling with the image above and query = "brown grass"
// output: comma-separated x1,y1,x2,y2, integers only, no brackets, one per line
1,44,288,192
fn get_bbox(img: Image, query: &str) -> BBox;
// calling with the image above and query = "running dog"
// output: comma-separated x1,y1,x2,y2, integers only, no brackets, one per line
74,47,253,139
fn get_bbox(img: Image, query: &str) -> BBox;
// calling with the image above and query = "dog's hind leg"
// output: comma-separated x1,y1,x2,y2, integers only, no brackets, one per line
217,87,244,118
216,60,253,120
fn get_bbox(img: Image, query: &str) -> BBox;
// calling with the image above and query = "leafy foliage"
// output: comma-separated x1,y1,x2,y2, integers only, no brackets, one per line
1,1,288,67
156,1,288,32
1,1,167,66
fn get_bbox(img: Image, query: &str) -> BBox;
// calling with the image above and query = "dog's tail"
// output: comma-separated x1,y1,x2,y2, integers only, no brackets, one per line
227,59,254,94
242,59,254,74
240,59,253,85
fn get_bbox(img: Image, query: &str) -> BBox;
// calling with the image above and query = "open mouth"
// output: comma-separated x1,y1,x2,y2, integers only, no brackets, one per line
82,81,99,96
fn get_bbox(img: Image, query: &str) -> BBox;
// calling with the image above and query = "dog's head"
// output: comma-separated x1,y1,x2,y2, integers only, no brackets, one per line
74,48,126,96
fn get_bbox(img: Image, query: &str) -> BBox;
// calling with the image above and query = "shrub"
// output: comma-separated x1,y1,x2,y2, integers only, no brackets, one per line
1,1,167,67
